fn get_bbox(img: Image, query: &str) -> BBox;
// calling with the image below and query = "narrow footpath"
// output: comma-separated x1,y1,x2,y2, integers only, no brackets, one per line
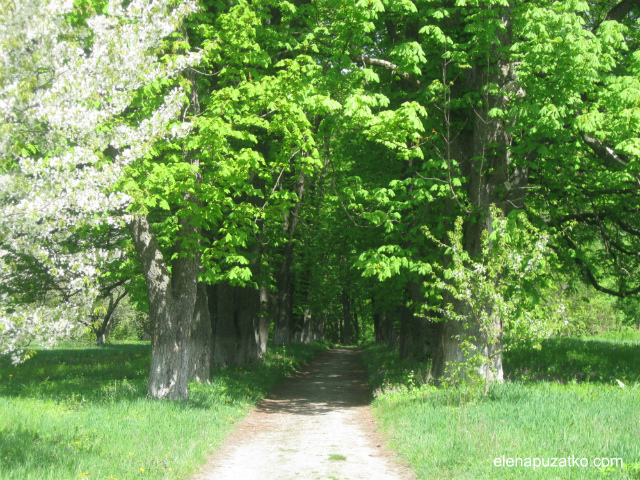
193,348,415,480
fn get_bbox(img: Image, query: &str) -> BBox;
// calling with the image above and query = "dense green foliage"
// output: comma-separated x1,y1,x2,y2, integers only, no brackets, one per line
0,341,327,480
4,0,640,383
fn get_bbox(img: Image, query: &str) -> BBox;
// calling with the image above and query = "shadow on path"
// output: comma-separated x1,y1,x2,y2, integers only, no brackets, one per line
255,348,372,416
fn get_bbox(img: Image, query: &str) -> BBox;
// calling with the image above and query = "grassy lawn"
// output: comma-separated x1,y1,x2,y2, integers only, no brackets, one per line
362,338,640,480
0,341,327,480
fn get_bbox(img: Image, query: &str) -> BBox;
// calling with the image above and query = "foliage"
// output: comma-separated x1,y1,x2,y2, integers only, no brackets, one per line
423,208,555,388
2,0,640,396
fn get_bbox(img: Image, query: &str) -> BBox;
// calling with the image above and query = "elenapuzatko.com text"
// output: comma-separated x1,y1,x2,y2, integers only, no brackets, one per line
493,456,622,470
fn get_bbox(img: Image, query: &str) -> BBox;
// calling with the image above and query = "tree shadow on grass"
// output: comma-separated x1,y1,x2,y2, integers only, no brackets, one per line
1,342,330,411
0,426,79,475
0,344,152,405
503,337,640,385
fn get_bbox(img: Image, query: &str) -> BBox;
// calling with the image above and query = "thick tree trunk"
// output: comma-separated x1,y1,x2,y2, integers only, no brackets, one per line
235,285,262,364
189,283,212,382
210,283,264,366
273,264,294,345
129,213,198,400
404,282,437,363
431,10,527,384
211,283,235,366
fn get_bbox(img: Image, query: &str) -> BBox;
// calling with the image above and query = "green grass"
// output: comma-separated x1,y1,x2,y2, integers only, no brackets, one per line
0,341,328,480
504,337,640,385
362,339,640,480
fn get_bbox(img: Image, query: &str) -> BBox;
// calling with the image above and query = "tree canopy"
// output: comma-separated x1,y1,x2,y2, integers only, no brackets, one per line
1,0,639,397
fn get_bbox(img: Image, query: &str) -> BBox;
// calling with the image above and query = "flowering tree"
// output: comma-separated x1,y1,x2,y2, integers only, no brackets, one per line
0,0,199,363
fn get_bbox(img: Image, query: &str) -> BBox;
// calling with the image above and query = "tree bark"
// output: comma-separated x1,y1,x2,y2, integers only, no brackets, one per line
210,283,264,366
431,8,526,384
92,288,126,346
353,306,360,345
129,213,198,400
398,304,414,360
378,308,399,348
257,283,270,354
189,282,212,382
341,288,352,345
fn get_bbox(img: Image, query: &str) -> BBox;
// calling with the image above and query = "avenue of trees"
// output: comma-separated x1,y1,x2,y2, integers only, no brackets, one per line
1,0,639,399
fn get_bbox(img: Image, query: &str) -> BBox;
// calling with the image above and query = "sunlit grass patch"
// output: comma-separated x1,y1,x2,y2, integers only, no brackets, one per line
328,454,347,461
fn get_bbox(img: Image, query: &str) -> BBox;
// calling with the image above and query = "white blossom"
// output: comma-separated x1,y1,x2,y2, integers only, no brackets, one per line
0,0,200,359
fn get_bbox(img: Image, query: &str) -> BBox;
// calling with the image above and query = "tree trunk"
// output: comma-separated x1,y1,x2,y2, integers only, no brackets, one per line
405,282,436,363
129,213,198,400
341,288,352,345
431,9,527,384
93,288,126,347
257,283,270,355
378,308,399,348
293,306,314,343
373,310,382,343
235,285,262,364
398,304,414,360
353,306,360,345
273,261,294,345
273,169,306,345
211,283,235,366
189,282,211,383
372,296,383,344
210,283,264,366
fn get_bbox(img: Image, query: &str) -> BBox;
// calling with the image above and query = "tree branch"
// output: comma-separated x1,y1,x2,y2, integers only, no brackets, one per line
563,235,640,297
604,0,640,22
353,55,422,88
581,134,629,169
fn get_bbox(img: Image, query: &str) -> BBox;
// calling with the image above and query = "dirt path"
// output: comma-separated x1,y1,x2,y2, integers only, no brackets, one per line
192,348,415,480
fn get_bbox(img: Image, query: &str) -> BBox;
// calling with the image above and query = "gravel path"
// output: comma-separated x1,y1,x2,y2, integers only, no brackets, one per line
192,348,415,480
